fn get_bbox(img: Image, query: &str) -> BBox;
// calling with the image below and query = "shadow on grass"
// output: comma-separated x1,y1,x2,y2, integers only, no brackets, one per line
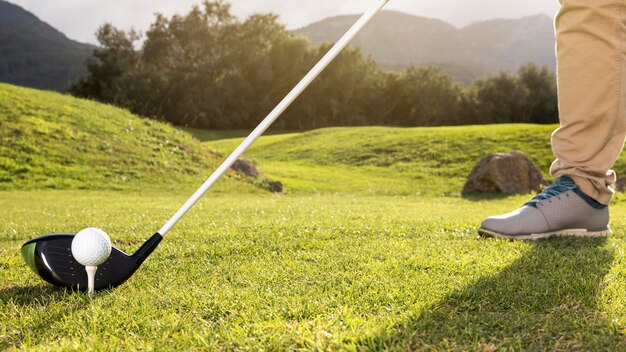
461,190,535,202
0,284,70,305
360,238,624,350
0,285,87,349
183,127,294,142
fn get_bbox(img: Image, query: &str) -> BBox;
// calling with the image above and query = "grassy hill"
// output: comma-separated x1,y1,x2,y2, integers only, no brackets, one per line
198,125,626,197
0,83,255,192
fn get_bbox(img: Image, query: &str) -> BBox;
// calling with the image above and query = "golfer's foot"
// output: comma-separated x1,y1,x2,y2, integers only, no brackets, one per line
479,176,611,240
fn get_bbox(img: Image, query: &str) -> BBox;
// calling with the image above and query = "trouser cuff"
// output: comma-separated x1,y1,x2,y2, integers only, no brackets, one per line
565,174,614,205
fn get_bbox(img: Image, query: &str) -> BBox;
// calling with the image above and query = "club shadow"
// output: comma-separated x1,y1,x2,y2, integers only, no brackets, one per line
0,285,90,349
358,237,625,350
0,284,70,305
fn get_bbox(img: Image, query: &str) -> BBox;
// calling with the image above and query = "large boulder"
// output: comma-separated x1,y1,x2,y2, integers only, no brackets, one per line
463,151,548,194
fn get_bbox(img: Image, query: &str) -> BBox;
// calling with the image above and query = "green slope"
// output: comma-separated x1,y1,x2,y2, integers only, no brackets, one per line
0,83,253,192
201,125,626,196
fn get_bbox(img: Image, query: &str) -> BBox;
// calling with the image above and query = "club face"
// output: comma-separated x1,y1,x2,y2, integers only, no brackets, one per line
21,234,141,292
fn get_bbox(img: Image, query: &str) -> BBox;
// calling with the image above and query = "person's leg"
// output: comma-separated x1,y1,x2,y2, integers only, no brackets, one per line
478,0,625,240
551,0,626,205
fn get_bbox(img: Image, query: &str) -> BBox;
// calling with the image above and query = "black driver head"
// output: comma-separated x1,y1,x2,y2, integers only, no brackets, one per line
21,233,162,291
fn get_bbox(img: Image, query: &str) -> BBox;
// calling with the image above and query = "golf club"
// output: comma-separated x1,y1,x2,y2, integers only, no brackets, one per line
21,0,391,291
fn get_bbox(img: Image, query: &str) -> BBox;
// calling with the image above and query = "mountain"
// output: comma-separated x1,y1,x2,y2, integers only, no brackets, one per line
0,0,93,91
295,11,556,84
460,15,555,72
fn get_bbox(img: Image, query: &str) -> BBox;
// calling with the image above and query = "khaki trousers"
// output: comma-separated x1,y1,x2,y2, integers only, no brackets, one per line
551,0,626,205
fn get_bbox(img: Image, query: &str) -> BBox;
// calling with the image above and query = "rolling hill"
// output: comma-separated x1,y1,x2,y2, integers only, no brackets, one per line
295,11,555,84
199,126,626,197
0,83,257,192
0,0,93,91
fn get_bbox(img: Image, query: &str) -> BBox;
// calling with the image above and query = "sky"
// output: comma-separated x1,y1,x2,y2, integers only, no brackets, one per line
10,0,560,45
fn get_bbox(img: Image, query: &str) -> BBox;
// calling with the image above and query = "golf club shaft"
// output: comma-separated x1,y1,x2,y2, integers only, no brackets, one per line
158,0,390,236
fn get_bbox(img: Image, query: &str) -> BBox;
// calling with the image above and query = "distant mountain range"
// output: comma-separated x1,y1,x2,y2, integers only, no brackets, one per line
295,11,556,84
0,2,554,91
0,0,93,91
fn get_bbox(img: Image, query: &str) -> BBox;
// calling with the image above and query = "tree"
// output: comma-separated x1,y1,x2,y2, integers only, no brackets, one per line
382,66,463,126
71,24,140,104
280,45,381,129
462,63,558,124
517,63,558,124
71,1,558,129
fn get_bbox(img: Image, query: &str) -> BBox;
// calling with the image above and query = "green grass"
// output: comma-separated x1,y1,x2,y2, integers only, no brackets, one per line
184,128,290,142
4,84,626,350
200,125,556,196
201,125,626,196
0,84,254,192
2,191,626,350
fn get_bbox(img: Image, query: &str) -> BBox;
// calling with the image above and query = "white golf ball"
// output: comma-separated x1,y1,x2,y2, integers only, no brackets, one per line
71,228,112,266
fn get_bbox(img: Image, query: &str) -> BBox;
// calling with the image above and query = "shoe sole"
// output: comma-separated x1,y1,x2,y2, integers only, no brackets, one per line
478,227,612,241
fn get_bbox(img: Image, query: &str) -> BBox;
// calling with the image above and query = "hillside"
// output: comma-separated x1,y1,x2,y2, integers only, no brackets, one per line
295,11,555,83
0,0,93,91
200,126,626,197
0,83,255,192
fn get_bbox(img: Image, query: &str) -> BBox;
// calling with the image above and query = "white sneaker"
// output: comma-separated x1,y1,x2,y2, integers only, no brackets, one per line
479,176,611,240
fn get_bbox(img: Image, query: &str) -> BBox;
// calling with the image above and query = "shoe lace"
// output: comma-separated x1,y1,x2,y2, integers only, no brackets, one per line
525,176,577,208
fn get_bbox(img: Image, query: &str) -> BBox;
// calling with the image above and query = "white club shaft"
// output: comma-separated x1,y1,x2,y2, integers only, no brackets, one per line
86,265,97,295
158,0,390,236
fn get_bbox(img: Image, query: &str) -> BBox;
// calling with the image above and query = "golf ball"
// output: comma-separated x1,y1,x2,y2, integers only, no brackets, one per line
71,228,112,266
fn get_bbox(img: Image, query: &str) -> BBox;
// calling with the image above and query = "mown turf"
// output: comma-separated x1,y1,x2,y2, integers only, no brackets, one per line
2,191,626,350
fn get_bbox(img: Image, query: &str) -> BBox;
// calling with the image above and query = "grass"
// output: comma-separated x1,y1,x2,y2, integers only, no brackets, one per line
3,83,626,350
2,191,626,350
199,125,626,196
184,128,289,142
197,125,626,196
0,84,254,192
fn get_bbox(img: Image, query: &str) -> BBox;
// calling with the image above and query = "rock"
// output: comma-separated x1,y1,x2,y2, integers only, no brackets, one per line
231,159,283,193
463,151,548,194
265,180,283,193
614,177,626,192
231,159,259,178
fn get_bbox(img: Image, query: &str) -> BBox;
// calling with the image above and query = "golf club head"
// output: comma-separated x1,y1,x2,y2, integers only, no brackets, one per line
21,233,162,291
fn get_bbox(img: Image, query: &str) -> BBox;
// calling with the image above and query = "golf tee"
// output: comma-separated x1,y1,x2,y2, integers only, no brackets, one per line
85,265,97,295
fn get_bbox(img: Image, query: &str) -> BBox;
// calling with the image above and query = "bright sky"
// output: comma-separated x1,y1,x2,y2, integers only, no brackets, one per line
10,0,560,45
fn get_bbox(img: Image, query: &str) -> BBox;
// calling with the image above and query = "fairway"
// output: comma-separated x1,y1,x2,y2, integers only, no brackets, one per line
2,191,626,350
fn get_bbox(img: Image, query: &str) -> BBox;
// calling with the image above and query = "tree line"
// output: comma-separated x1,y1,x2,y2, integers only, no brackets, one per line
71,0,558,130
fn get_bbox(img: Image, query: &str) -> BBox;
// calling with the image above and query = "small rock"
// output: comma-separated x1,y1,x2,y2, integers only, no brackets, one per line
231,159,259,178
231,158,283,193
463,151,548,194
265,180,283,193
